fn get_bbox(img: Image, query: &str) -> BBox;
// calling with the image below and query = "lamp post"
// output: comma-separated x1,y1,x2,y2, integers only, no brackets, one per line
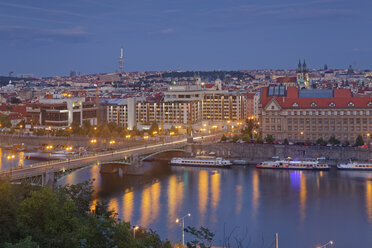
176,213,191,247
316,240,334,248
7,154,15,176
133,226,139,239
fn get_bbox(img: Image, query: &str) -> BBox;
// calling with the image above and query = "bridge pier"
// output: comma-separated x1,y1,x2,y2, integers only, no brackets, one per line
100,164,119,174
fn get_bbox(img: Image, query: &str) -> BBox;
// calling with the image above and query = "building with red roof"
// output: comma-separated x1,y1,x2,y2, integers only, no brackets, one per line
259,86,372,143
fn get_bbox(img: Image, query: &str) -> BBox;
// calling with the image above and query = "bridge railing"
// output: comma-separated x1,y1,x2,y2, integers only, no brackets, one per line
0,137,188,175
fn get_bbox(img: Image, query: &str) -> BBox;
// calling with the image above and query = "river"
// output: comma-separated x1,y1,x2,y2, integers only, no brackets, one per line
57,158,372,248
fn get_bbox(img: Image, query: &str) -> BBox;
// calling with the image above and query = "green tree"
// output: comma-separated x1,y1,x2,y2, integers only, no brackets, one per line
185,226,215,248
149,121,159,135
264,134,275,143
0,114,12,128
283,138,289,145
355,135,364,146
4,237,39,248
316,137,327,146
328,135,340,145
0,181,18,244
220,134,227,142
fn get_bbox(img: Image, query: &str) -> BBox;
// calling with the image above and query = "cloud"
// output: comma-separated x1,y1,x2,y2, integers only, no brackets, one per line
148,28,175,35
205,0,357,20
0,25,90,44
0,2,87,17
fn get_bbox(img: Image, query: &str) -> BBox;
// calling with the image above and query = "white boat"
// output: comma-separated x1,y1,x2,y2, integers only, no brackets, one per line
257,158,329,170
337,162,372,170
170,156,232,167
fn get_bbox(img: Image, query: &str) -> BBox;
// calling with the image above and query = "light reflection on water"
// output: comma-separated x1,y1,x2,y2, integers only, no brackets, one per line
0,148,36,171
59,163,372,248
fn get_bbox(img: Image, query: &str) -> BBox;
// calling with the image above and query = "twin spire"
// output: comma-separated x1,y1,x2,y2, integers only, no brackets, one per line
297,59,307,73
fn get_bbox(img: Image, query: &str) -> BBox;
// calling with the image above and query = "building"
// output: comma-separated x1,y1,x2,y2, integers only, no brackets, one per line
105,84,248,130
297,60,310,89
259,86,372,143
26,96,97,129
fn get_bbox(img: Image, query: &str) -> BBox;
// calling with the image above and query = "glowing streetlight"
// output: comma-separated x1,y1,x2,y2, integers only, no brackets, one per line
109,140,116,145
170,132,175,136
152,131,158,135
133,226,139,239
125,134,131,139
316,240,334,248
300,131,304,135
90,139,97,144
176,213,191,247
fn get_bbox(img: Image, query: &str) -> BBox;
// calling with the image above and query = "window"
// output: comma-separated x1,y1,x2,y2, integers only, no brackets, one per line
348,102,354,107
292,102,298,107
311,102,317,107
329,102,336,107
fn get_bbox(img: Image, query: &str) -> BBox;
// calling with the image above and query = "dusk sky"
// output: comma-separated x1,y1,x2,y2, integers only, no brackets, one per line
0,0,371,77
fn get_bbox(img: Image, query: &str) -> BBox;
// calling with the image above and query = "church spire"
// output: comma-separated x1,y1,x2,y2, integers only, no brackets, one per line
298,59,302,72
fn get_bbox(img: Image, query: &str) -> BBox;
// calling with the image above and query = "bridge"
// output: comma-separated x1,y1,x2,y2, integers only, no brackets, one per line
0,135,218,186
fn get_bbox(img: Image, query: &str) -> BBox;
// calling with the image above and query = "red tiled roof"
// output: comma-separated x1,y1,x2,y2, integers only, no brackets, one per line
262,86,372,109
276,77,297,83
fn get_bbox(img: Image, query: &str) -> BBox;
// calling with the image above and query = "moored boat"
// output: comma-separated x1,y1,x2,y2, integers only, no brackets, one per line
337,162,372,170
170,156,232,168
257,158,329,170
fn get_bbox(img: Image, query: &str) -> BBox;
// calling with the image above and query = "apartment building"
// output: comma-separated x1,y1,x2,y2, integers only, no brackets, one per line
26,96,97,128
259,86,372,143
106,84,247,130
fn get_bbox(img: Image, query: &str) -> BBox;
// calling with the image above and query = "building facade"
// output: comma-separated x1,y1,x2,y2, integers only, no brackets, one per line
26,97,97,129
259,86,372,143
106,85,248,130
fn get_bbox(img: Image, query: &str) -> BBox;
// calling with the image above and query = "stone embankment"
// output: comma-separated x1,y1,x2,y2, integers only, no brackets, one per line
197,143,371,165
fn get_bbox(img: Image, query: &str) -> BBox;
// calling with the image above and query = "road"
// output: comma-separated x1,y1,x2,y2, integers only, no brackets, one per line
0,134,221,181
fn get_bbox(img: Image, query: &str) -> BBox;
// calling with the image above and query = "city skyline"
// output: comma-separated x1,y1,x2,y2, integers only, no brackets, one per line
0,0,372,77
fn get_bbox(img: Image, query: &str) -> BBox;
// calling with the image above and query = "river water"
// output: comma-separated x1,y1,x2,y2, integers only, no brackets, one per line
57,158,372,248
0,148,37,171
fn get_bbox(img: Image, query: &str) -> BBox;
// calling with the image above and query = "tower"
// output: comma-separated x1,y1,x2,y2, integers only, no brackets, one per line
119,46,124,74
296,60,310,89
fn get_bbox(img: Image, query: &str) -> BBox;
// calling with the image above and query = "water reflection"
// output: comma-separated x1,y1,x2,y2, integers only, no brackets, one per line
168,175,184,224
300,172,307,223
252,170,259,218
198,170,209,224
367,181,372,223
58,164,372,247
123,189,134,221
140,181,162,226
210,171,220,224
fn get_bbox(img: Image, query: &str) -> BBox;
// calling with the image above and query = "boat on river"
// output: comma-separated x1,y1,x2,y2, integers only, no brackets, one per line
170,156,232,168
257,158,329,170
337,162,372,170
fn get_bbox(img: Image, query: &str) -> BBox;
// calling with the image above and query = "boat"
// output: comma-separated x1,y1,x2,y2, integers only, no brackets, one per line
23,152,70,160
337,162,372,170
232,159,250,165
170,156,232,167
257,158,329,170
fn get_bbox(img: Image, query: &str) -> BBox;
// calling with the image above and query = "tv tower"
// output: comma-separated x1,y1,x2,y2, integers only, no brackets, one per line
119,46,124,74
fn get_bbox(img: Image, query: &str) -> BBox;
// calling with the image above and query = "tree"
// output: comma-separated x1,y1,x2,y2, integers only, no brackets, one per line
149,121,159,135
328,135,340,145
316,137,327,146
0,114,12,128
220,134,227,142
4,237,39,248
9,97,21,104
355,135,364,146
185,226,214,248
283,138,289,145
264,134,275,143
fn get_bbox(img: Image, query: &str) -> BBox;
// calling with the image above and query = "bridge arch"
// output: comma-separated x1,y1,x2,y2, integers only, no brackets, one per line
140,149,189,162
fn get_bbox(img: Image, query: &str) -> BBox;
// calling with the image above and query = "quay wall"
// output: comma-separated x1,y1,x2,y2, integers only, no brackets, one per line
196,143,371,164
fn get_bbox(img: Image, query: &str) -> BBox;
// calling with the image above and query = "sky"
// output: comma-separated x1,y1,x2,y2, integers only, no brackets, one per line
0,0,372,77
